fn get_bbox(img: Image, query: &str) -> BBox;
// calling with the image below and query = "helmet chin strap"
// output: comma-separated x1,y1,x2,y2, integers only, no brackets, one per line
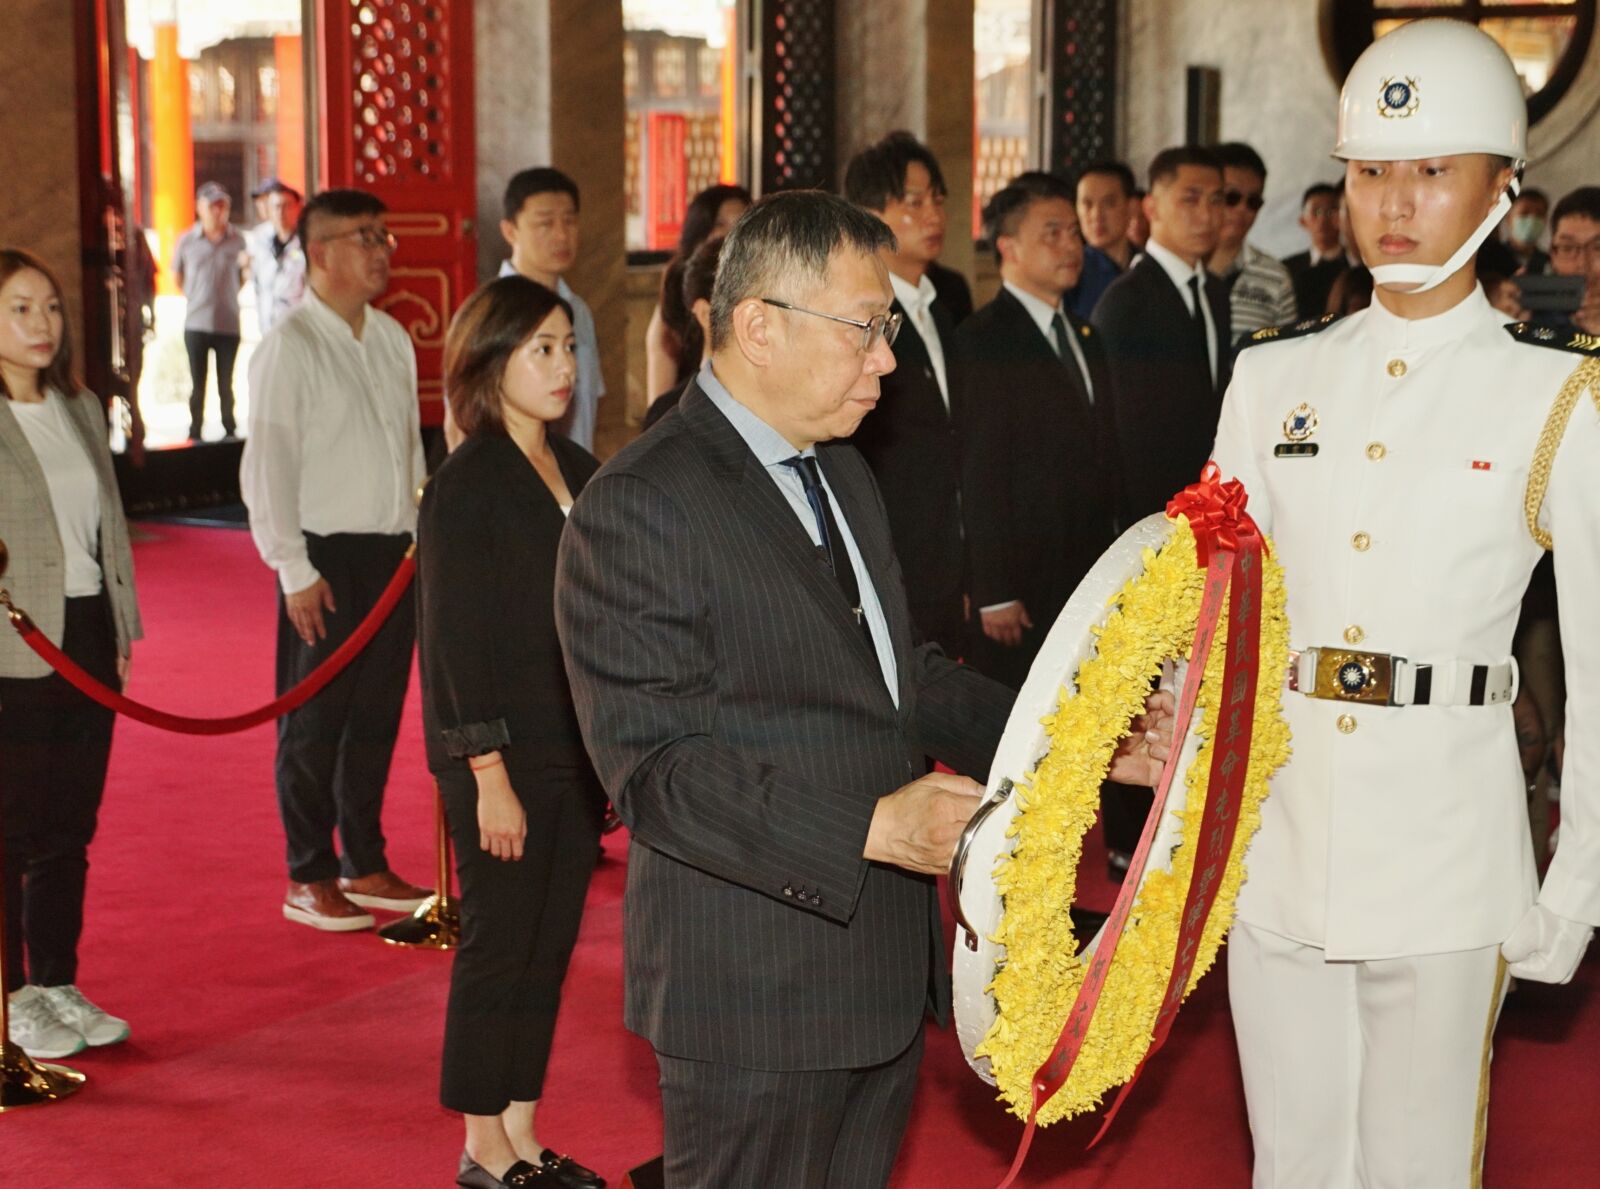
1368,173,1522,295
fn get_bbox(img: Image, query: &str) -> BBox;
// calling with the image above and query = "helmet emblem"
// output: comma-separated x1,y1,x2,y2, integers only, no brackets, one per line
1377,77,1420,119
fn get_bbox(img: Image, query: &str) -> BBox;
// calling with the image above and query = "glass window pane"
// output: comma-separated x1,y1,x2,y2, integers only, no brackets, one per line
623,1,738,252
975,0,1034,239
1481,15,1578,90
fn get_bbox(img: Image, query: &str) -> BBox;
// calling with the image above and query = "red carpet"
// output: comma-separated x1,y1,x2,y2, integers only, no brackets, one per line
7,523,1598,1186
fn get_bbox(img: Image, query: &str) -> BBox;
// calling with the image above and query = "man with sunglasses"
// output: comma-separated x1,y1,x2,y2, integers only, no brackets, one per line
1209,142,1298,341
242,188,431,932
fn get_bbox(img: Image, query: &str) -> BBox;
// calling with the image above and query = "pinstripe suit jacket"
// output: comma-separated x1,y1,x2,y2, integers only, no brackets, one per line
0,391,141,678
555,379,1013,1071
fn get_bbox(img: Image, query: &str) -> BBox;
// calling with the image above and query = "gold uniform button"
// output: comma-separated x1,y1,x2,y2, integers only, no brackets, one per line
1351,531,1372,552
1387,359,1407,378
1337,713,1358,734
1366,442,1387,461
1344,625,1365,645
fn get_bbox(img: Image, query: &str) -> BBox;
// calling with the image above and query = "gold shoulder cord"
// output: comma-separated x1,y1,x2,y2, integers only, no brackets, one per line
1525,357,1600,551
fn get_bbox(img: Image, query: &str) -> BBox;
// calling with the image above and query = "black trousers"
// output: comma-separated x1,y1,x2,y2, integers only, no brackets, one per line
274,532,414,884
184,329,240,437
439,761,603,1115
655,1029,924,1189
0,595,118,992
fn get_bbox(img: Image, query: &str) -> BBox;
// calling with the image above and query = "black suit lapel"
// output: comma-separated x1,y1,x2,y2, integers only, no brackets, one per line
678,384,893,687
995,289,1094,421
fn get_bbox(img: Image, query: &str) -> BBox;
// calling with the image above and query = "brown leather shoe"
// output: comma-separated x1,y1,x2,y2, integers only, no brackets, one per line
283,879,376,932
337,871,432,912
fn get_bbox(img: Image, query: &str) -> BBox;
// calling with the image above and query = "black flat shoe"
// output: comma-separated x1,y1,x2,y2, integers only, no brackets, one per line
540,1150,605,1188
458,1153,548,1187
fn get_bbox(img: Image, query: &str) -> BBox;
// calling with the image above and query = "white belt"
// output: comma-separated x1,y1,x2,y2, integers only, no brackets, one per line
1288,648,1518,708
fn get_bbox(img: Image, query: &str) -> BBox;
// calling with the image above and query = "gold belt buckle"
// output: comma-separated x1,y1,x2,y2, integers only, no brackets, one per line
1311,649,1395,705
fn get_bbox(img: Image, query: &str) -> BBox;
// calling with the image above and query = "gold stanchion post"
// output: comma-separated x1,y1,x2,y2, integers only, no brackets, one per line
379,783,460,949
0,536,87,1109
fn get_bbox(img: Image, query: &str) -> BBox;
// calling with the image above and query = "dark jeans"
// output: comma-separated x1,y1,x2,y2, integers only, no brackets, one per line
439,761,604,1115
0,595,118,992
274,532,414,884
184,329,240,437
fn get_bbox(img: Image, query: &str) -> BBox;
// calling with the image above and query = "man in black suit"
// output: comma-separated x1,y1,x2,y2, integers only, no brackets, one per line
957,172,1118,690
556,190,1171,1184
1282,181,1347,319
1094,145,1231,523
844,131,968,658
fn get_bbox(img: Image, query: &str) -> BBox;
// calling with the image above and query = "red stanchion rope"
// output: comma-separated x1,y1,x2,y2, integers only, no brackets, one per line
0,548,416,736
996,464,1264,1188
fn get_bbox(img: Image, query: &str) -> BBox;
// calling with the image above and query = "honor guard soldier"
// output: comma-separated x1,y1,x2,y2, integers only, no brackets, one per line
1211,20,1600,1187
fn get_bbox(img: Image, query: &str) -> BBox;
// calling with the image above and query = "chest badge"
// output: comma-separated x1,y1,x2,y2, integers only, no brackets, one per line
1282,403,1319,442
1378,77,1420,119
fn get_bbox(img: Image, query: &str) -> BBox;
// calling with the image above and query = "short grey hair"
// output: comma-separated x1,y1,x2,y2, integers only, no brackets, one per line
710,190,895,351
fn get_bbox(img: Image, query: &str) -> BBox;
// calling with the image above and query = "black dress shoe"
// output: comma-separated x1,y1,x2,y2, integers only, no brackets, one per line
458,1153,547,1188
540,1150,605,1188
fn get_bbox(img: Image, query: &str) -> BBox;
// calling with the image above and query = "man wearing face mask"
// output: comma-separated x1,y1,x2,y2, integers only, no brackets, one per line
1211,21,1600,1187
1503,187,1551,274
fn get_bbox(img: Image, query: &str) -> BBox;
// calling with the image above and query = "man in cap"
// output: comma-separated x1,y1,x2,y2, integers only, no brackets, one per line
1211,19,1599,1186
173,181,247,440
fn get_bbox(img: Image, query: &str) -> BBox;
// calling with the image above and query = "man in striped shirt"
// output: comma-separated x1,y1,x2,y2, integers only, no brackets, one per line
1210,142,1299,342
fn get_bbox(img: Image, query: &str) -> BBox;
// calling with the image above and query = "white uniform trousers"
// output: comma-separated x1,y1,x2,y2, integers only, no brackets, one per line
1228,922,1508,1189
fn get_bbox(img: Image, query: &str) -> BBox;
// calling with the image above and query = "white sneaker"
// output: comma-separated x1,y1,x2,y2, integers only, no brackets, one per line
38,984,129,1047
7,985,86,1059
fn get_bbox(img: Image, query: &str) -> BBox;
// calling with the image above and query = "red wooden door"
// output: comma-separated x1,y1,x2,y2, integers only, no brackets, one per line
317,0,477,427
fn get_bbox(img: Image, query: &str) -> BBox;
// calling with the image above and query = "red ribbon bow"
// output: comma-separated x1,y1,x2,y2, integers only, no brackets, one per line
1166,461,1253,567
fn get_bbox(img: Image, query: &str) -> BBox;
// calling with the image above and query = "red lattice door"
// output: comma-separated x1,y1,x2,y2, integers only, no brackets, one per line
317,0,476,427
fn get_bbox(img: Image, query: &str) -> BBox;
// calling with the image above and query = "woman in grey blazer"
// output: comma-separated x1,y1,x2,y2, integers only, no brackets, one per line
0,249,142,1061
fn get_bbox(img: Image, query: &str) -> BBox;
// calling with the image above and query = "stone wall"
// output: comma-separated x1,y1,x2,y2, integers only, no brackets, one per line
1120,0,1600,258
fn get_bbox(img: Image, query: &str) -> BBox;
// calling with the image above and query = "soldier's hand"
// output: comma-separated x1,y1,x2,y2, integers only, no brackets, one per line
864,772,984,875
1109,690,1177,788
980,601,1033,648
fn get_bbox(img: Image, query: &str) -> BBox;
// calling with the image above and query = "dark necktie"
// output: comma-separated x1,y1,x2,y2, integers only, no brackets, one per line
782,455,876,653
1052,310,1093,408
1187,275,1214,387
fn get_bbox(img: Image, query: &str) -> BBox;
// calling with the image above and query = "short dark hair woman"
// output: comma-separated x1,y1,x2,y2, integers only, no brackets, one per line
0,249,142,1059
419,275,607,1189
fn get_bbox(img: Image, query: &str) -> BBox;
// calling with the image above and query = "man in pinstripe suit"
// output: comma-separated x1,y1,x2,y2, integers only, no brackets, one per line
557,192,1164,1186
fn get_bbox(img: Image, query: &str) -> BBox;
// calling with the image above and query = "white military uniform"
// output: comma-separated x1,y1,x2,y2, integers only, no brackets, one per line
1211,290,1600,1187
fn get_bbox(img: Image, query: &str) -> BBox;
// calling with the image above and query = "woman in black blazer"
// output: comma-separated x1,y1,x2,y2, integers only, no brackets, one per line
419,276,605,1189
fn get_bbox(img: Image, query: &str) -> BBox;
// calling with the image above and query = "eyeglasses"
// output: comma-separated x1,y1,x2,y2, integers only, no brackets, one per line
320,226,398,253
1550,239,1600,264
1223,190,1265,212
761,298,902,353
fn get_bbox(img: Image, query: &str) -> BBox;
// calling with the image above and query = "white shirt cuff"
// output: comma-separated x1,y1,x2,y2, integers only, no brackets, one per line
980,600,1021,614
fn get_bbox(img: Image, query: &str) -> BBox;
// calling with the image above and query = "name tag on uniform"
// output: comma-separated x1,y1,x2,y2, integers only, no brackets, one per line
1273,443,1319,458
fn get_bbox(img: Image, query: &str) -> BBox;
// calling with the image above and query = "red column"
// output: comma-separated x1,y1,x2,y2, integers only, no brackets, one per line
149,21,192,296
273,34,306,194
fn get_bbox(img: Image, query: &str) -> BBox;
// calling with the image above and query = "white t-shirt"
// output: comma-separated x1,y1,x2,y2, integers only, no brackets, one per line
10,393,102,596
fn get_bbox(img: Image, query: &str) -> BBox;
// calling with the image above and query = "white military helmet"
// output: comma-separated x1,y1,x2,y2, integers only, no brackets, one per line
1334,19,1529,293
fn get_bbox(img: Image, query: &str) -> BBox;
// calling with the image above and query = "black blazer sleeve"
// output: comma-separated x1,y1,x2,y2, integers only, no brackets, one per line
417,450,510,758
955,316,1023,609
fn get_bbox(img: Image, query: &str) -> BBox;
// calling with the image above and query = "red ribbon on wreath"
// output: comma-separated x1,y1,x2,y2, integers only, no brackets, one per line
997,464,1264,1187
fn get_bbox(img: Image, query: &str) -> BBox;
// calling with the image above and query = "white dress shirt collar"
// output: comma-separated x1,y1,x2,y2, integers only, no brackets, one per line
1001,281,1095,404
1143,237,1219,384
889,269,949,406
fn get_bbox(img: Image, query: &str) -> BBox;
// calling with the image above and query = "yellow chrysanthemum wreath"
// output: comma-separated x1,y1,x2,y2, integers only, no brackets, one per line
975,517,1292,1126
